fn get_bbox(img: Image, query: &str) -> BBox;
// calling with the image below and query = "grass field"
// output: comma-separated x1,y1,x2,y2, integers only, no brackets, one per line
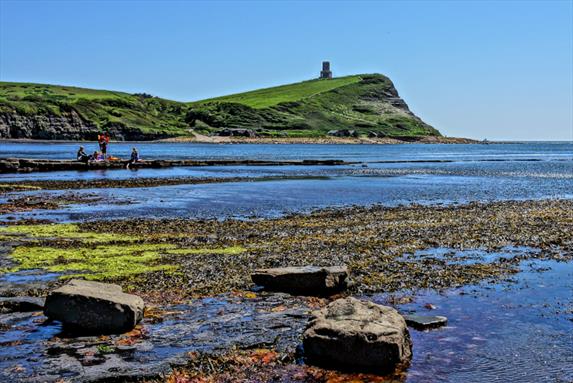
192,75,362,108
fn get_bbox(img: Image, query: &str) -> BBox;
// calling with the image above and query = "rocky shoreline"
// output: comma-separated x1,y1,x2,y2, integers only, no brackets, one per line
2,135,480,145
1,199,570,298
0,199,571,382
160,135,480,145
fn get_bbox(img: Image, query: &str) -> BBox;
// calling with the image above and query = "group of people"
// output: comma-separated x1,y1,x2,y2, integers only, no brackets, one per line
76,132,140,168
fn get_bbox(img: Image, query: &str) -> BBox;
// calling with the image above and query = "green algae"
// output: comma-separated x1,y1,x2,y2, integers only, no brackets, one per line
0,223,134,243
0,223,247,281
0,184,42,192
166,246,245,256
8,243,178,280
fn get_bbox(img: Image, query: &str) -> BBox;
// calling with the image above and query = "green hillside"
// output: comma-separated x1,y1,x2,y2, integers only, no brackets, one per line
0,74,440,140
194,76,362,108
0,82,189,138
186,74,440,138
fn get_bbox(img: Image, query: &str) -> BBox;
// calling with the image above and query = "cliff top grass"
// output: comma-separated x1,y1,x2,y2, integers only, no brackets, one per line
192,75,362,109
0,82,132,102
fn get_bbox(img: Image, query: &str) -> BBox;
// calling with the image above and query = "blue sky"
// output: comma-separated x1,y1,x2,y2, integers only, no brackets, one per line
1,0,571,140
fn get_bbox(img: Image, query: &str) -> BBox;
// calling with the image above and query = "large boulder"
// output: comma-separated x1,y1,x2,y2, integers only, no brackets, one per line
303,297,412,373
44,279,144,334
251,266,348,296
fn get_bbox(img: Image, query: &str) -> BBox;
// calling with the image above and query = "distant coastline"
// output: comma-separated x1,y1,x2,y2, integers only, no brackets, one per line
0,135,479,145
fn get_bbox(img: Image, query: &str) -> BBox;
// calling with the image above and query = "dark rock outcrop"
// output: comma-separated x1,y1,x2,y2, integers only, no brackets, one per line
251,266,348,296
0,296,45,313
303,297,412,373
404,314,448,330
0,112,174,141
44,279,144,334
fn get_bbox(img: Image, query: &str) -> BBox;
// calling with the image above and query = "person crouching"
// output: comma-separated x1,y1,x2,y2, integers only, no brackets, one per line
126,147,140,169
77,146,90,163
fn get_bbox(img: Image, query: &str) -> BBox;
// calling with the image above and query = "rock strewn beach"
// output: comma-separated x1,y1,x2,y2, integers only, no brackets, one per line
0,199,572,382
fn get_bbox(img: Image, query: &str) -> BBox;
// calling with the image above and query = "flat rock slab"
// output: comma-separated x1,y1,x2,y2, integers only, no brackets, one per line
44,279,144,334
0,296,45,313
303,297,412,373
0,158,351,174
251,265,348,296
404,314,448,330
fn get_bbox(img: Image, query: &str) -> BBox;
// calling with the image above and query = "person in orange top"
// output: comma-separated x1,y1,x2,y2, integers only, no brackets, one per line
98,132,110,159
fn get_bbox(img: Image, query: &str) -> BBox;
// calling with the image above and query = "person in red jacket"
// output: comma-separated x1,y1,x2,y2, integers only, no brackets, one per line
98,132,110,159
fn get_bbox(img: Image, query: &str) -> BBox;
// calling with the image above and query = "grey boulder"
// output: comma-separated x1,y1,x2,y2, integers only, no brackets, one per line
44,279,144,334
303,297,412,373
251,266,348,296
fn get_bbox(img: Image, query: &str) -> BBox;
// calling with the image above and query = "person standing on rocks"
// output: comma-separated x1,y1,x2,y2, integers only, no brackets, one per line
98,132,110,160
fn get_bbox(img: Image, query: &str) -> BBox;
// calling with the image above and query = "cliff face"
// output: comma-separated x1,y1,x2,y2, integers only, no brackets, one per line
0,110,97,140
0,111,173,141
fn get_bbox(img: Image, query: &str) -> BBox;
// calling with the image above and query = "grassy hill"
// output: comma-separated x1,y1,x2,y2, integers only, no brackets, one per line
0,74,440,140
194,76,362,108
186,74,439,138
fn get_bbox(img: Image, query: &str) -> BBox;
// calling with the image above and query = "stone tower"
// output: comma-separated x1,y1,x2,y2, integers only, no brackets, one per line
320,61,332,79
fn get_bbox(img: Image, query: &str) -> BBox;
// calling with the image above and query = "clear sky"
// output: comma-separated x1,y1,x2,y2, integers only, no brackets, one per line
1,0,571,140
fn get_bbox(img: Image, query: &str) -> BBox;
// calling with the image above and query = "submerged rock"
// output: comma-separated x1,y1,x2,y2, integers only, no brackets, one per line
303,297,412,373
0,296,45,313
404,314,448,330
44,279,144,334
251,266,348,295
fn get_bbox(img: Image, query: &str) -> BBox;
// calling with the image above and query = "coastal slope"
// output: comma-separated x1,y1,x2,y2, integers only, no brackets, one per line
0,74,440,140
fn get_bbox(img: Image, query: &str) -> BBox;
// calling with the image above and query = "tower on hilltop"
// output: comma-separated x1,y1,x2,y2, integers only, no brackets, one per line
320,61,332,79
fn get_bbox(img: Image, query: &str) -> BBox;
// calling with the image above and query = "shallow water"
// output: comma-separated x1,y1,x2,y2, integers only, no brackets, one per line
378,258,573,383
2,142,572,162
3,163,572,222
2,143,572,222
